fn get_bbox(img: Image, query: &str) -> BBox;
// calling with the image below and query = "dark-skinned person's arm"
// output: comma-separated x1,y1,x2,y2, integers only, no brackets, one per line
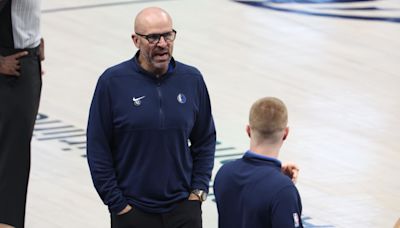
39,38,45,75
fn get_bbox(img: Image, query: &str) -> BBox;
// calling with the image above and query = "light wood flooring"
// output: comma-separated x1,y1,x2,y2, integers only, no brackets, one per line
26,0,400,227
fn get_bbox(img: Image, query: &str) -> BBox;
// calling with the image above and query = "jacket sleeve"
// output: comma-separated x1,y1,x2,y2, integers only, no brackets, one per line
86,74,128,213
271,185,303,228
189,76,216,192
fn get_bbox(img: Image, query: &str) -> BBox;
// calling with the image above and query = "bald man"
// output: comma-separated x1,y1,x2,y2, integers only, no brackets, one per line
87,7,216,228
214,97,303,228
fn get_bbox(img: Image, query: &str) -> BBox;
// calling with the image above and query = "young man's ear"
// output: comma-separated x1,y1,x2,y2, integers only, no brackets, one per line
283,127,289,140
246,125,251,138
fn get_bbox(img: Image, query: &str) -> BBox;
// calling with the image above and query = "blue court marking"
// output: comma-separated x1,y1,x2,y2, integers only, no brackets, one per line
234,0,400,23
42,0,175,13
43,129,84,135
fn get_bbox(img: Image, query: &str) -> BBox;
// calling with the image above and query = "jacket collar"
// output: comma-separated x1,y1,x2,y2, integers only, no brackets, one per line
243,150,282,168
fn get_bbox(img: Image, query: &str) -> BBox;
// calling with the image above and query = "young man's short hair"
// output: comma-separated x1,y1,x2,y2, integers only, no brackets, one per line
249,97,288,142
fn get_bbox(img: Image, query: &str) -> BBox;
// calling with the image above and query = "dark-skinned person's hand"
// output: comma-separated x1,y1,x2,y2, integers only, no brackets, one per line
0,51,28,76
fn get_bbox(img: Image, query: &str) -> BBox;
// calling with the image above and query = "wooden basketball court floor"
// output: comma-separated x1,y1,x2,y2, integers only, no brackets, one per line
26,0,400,227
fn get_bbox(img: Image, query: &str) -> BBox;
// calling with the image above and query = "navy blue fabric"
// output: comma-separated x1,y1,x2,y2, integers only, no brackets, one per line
214,151,303,228
87,53,216,214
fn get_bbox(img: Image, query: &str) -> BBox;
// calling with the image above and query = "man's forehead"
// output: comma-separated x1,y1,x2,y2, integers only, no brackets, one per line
135,9,172,33
136,8,171,24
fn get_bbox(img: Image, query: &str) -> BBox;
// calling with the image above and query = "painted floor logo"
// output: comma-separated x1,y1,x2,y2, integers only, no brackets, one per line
234,0,400,23
34,113,86,153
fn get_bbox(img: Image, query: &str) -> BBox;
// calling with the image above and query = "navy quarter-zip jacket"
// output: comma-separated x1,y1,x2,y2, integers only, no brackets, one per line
87,54,216,214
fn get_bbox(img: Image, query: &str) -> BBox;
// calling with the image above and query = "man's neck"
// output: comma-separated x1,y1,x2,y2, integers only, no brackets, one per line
249,141,281,158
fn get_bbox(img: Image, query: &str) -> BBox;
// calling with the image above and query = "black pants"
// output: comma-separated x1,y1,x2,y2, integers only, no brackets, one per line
0,47,42,228
111,200,202,228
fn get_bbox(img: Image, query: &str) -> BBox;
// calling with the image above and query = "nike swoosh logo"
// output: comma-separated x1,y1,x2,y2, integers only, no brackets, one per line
132,96,145,102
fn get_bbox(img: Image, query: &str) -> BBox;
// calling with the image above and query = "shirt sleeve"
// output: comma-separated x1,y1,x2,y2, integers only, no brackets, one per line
271,185,303,228
189,75,216,192
86,74,128,213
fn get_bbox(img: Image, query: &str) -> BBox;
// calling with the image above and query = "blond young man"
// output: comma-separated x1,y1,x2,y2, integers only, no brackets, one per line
214,97,303,228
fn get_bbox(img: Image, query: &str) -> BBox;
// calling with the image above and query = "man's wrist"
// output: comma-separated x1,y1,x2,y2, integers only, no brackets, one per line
191,189,207,202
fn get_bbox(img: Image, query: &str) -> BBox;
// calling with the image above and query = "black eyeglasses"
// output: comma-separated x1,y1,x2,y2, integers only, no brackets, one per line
135,29,177,44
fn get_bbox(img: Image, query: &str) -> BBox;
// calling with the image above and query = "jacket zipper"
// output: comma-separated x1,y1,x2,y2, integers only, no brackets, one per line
157,82,165,128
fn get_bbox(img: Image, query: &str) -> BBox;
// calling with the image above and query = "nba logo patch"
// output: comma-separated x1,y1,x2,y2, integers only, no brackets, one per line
293,213,300,227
